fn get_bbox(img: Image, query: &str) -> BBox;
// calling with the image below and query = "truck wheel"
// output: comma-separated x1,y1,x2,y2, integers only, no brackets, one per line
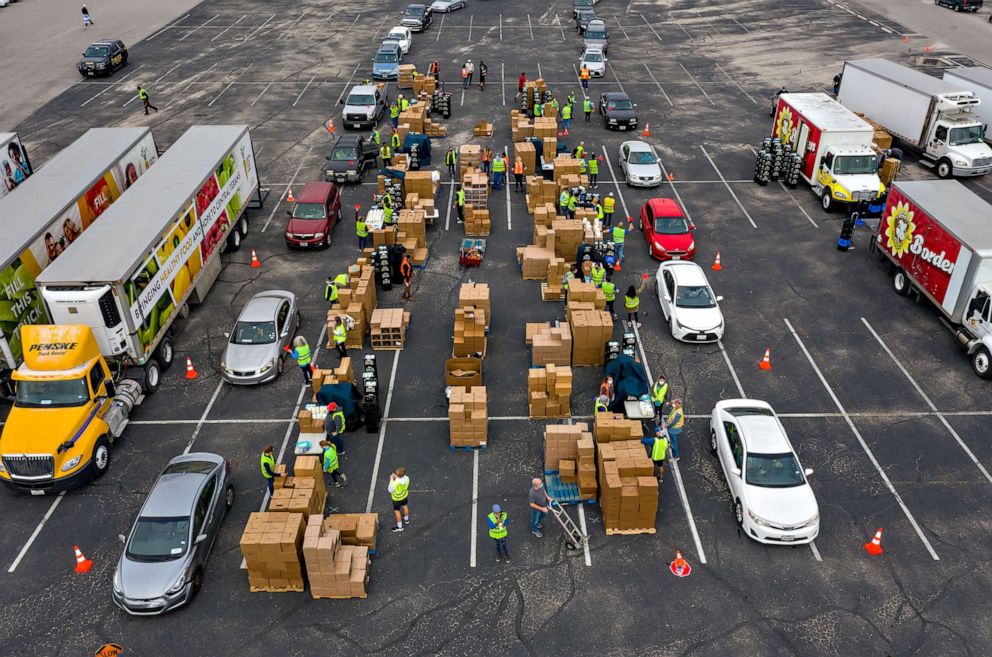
820,189,833,212
92,437,112,479
143,359,161,394
893,269,911,296
227,229,242,252
156,335,175,371
972,348,992,379
238,216,249,238
936,159,953,179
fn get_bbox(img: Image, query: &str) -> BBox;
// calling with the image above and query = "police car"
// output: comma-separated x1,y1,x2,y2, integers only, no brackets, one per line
77,39,128,77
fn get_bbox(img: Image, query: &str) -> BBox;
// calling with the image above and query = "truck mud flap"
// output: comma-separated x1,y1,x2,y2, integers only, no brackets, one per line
248,186,269,209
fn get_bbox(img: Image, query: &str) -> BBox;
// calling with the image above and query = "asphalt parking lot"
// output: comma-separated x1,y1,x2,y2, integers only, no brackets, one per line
3,0,992,655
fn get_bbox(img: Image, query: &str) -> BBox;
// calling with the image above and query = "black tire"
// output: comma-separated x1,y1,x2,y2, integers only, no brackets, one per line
191,568,204,598
972,348,992,379
238,216,249,238
734,500,744,527
225,484,235,510
143,358,161,394
954,4,961,10
227,228,242,252
92,436,112,479
893,268,911,296
820,189,833,212
936,159,953,179
710,430,718,456
565,541,577,551
156,334,175,371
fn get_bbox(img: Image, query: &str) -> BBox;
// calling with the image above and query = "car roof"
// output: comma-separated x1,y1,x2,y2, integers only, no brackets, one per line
665,261,708,286
297,181,334,203
583,46,604,54
334,134,362,146
646,198,685,217
377,43,400,53
387,26,408,33
623,140,652,152
587,19,607,27
738,414,791,453
143,455,221,517
603,92,630,100
89,41,116,47
239,293,286,321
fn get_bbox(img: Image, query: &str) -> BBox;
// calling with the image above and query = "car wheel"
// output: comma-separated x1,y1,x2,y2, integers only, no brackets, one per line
972,348,992,379
954,4,961,9
709,430,717,456
238,216,249,238
295,310,302,330
191,568,204,597
893,268,910,296
227,228,242,252
225,484,235,510
143,359,161,394
92,437,112,479
277,356,285,377
820,189,833,212
936,159,953,179
156,334,175,371
734,500,744,527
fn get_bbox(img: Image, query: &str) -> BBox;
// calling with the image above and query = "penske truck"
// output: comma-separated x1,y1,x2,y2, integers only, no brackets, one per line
0,127,157,394
0,126,259,492
838,58,992,178
0,132,33,201
868,180,992,378
942,66,992,144
772,93,885,212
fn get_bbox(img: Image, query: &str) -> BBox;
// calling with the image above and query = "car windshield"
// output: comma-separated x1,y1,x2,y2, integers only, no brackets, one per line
629,151,657,165
84,46,109,57
583,52,604,63
127,517,190,561
676,285,716,308
949,125,985,146
388,30,407,39
607,99,633,111
832,155,877,175
292,203,327,219
654,216,688,234
746,453,805,488
232,321,276,345
575,0,594,6
586,29,607,39
15,378,89,408
405,6,424,16
347,93,376,105
375,52,398,63
331,146,358,161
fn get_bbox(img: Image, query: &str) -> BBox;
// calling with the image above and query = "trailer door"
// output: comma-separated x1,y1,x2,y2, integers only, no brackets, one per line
797,123,812,177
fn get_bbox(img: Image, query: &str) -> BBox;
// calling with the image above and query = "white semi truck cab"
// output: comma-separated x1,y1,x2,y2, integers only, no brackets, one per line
922,92,990,177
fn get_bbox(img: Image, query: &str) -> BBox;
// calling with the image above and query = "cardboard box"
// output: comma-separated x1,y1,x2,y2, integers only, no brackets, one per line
445,357,483,387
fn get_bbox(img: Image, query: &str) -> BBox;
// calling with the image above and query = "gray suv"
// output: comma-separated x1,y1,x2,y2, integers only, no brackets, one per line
112,453,233,615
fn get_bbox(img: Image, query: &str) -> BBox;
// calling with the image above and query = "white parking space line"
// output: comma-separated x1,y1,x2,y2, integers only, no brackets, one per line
211,14,247,42
460,87,466,107
640,13,663,42
717,340,746,398
528,14,535,40
178,63,218,93
607,62,626,95
700,145,757,229
601,145,633,221
239,14,275,45
208,81,235,107
648,144,692,224
499,13,503,40
468,14,474,41
577,505,592,566
862,318,992,487
278,11,308,41
251,81,274,106
809,539,822,561
538,63,543,80
785,317,940,561
436,14,445,42
444,174,455,231
501,62,506,106
179,15,219,41
470,449,479,568
365,351,401,513
261,144,315,232
731,17,751,33
371,15,389,40
147,13,191,41
677,62,715,105
643,64,673,106
152,62,183,85
80,66,143,107
292,75,316,107
182,379,225,455
334,63,361,105
555,14,566,41
7,492,66,573
613,15,631,39
668,13,694,41
746,145,818,228
713,62,757,105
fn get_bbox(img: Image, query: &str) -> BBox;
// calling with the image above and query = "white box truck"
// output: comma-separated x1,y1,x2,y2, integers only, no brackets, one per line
772,93,885,212
868,179,992,378
0,127,156,389
35,125,259,392
942,66,992,144
838,58,992,178
0,132,33,200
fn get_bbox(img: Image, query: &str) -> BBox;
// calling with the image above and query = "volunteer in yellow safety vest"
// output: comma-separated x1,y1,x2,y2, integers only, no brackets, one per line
603,193,616,227
320,439,347,487
260,445,285,494
641,427,669,481
651,376,668,416
332,316,348,359
488,503,510,562
388,467,411,532
602,275,617,318
667,400,684,461
588,156,599,188
624,279,646,327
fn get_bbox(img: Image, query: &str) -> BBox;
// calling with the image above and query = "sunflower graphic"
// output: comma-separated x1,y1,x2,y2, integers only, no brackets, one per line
775,106,795,144
884,201,915,257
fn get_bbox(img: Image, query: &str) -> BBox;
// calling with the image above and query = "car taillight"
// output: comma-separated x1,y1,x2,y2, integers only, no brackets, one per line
348,160,355,166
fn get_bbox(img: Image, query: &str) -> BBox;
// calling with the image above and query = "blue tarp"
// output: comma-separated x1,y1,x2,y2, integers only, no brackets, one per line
315,382,364,431
403,133,433,165
604,354,649,413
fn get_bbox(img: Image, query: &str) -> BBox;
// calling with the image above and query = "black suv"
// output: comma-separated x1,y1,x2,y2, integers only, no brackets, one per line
934,0,982,10
77,39,128,77
324,134,380,183
598,92,638,131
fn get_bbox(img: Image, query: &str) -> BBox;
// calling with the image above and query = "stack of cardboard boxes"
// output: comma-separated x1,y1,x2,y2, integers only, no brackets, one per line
395,208,429,265
526,176,558,214
411,74,436,96
458,145,481,180
543,424,597,499
398,65,417,88
514,140,536,175
530,322,572,367
453,306,487,357
464,203,491,236
370,308,411,350
321,513,379,550
449,385,488,447
473,120,494,137
527,364,572,418
310,358,354,393
268,455,327,520
327,261,377,349
533,117,558,139
398,105,426,133
594,413,658,534
516,245,555,280
459,282,490,320
593,413,644,443
541,257,569,301
302,517,370,599
295,406,326,435
551,219,585,259
240,512,306,592
568,306,612,367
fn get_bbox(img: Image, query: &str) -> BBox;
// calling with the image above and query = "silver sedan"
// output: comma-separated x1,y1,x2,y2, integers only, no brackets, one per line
430,0,465,11
618,140,663,188
220,290,300,385
113,453,233,615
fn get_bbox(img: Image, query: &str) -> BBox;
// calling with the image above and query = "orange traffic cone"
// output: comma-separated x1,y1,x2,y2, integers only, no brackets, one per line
669,550,692,577
667,171,674,181
74,545,93,573
185,356,198,380
250,248,261,268
286,188,295,203
325,118,336,134
642,123,651,138
759,347,772,371
864,528,884,556
712,251,722,271
903,35,909,44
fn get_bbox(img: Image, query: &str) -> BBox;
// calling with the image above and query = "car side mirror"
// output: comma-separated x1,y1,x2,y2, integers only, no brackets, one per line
689,224,696,231
804,468,814,477
286,210,293,217
195,533,209,545
731,466,741,477
716,295,724,302
223,331,230,339
118,534,127,545
339,98,345,104
634,103,638,107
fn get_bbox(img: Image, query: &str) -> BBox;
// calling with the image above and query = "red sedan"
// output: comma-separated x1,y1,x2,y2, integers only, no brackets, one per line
640,198,695,261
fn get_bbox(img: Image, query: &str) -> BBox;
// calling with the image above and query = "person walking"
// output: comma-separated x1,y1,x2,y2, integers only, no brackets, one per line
445,147,457,179
667,400,684,461
603,192,616,227
389,101,400,128
465,59,475,86
580,65,591,90
588,154,599,188
567,91,576,109
491,152,506,191
388,468,411,532
651,375,669,418
260,445,284,494
461,65,469,89
137,85,158,115
331,316,348,360
285,336,313,385
561,101,572,135
320,440,347,487
391,130,402,151
624,279,647,327
642,425,669,482
832,72,842,96
324,402,347,454
517,72,527,99
559,188,571,215
481,147,492,176
583,96,593,123
513,156,525,192
454,184,465,223
488,504,510,562
478,60,488,91
602,273,617,319
380,142,392,167
82,4,94,28
528,478,550,538
611,221,630,268
400,253,414,301
429,60,440,78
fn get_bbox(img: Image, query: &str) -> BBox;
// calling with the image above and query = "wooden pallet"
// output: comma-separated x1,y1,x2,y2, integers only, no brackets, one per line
604,527,656,536
250,584,306,593
311,592,368,600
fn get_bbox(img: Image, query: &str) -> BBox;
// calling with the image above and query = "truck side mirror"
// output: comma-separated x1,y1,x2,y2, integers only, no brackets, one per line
105,379,116,398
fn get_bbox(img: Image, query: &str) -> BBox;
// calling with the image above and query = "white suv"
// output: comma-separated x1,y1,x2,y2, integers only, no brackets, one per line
709,400,819,544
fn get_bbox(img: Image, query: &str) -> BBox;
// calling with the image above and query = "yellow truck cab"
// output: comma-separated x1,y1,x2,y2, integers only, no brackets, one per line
0,325,140,493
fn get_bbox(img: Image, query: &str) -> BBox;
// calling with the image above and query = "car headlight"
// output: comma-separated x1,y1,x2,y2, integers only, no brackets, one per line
221,361,230,373
747,508,773,527
61,455,83,472
325,170,334,177
113,569,123,595
0,459,6,474
800,512,819,528
954,160,967,166
165,568,188,595
263,358,275,370
285,231,293,239
609,118,618,124
688,240,695,251
653,242,666,253
313,232,324,240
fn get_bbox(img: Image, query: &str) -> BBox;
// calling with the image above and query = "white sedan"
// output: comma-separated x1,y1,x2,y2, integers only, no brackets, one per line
578,47,606,77
655,261,724,342
382,26,412,54
430,0,466,12
619,140,663,187
710,400,820,545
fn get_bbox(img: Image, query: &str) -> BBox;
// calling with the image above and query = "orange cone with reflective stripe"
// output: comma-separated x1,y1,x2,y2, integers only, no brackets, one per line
669,550,691,577
759,347,772,371
712,251,722,271
642,123,650,138
250,249,261,268
286,188,295,203
864,528,884,556
185,356,198,380
74,545,93,573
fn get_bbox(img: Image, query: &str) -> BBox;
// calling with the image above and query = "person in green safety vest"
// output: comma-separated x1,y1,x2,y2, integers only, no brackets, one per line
588,155,600,187
590,261,605,287
574,142,585,159
602,274,617,318
594,200,604,225
260,445,285,494
324,401,347,454
624,279,646,327
487,504,510,563
399,95,409,111
651,375,669,417
491,152,506,191
567,91,576,108
578,158,587,175
583,96,593,123
641,426,670,482
559,189,570,215
380,143,392,166
284,336,313,384
324,277,340,305
389,102,400,128
567,192,578,219
455,184,465,223
562,267,576,303
381,193,394,225
534,100,543,118
594,395,609,416
356,212,369,250
371,129,381,145
391,131,401,150
319,439,347,487
612,221,631,268
445,147,457,179
332,316,348,359
551,97,559,111
388,467,411,532
667,400,684,461
603,192,616,227
561,102,572,134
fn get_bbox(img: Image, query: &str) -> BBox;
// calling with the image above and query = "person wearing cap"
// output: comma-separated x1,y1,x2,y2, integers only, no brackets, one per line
603,192,616,228
465,59,474,86
324,402,347,455
528,478,550,538
487,503,510,562
641,424,669,483
667,400,684,462
319,439,347,487
388,467,411,532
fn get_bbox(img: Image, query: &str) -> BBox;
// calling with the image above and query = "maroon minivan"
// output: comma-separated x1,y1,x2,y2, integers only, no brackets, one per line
285,181,341,249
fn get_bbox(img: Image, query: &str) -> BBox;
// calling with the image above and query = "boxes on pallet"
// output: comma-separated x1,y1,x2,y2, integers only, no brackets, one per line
404,170,439,200
399,106,427,133
464,204,491,237
463,172,489,207
474,120,494,137
370,308,411,350
303,517,372,599
515,141,537,175
412,74,436,96
594,413,644,443
531,322,572,367
569,309,613,366
566,281,606,309
553,156,582,181
453,306,487,357
560,459,576,483
528,364,573,418
268,477,325,520
459,145,481,178
296,408,324,434
240,512,306,592
597,440,658,533
512,119,534,143
449,385,488,447
533,117,558,139
543,424,597,498
396,209,427,248
398,65,417,88
541,258,568,301
525,322,551,346
519,246,555,280
533,204,556,227
552,219,585,259
533,225,556,254
459,282,490,319
320,512,379,550
310,357,355,393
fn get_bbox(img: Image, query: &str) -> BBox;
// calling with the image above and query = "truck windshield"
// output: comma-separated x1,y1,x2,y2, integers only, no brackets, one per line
331,147,358,160
949,125,985,146
15,378,90,408
232,321,276,345
833,155,877,175
347,94,376,106
292,203,327,219
126,517,190,561
84,46,109,57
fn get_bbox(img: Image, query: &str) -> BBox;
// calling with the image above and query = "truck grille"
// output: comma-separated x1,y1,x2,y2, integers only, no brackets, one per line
3,455,55,480
974,157,992,167
346,113,369,122
852,191,874,202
